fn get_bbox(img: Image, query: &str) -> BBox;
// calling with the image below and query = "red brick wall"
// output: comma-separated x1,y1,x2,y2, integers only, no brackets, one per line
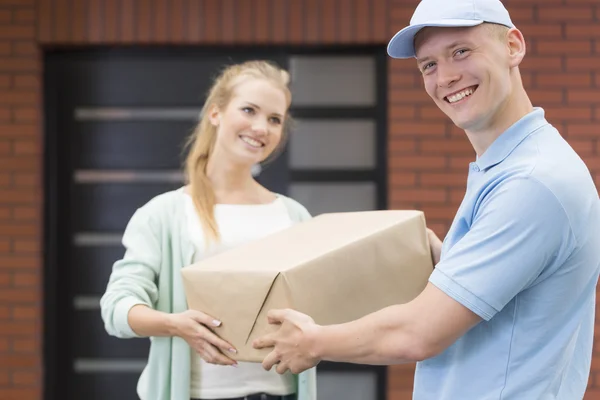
0,0,597,399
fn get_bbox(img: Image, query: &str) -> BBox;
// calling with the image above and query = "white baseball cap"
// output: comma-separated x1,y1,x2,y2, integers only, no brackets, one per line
387,0,515,59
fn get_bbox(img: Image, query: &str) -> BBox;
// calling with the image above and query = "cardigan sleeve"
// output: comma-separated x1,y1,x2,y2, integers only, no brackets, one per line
100,205,162,339
279,195,312,222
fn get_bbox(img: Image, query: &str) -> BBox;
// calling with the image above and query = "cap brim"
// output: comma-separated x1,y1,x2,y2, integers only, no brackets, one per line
387,19,483,59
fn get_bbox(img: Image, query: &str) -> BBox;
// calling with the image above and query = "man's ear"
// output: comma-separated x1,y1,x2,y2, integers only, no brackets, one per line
208,104,220,127
506,28,526,68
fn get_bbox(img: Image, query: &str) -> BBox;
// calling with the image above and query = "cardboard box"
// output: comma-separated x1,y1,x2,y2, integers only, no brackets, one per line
181,210,434,362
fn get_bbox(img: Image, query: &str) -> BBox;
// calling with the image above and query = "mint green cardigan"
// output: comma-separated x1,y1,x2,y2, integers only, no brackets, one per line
100,188,317,400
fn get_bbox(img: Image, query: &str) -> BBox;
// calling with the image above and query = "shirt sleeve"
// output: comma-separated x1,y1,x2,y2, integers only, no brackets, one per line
99,206,162,338
430,177,575,321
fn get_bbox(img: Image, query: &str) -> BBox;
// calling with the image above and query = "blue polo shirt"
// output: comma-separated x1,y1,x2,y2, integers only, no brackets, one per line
413,108,600,399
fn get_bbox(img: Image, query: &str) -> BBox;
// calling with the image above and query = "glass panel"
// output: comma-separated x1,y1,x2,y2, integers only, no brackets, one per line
290,119,376,169
289,56,376,106
288,182,376,216
316,371,377,400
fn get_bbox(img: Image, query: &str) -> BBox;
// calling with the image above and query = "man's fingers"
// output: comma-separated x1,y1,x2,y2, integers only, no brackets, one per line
261,349,281,371
267,308,288,324
275,361,289,375
253,332,276,350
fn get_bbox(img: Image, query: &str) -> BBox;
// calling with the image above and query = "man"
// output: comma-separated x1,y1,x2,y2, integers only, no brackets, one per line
253,0,600,398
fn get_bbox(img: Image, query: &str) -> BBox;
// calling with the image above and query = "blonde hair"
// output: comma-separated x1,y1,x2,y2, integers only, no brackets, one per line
183,60,292,245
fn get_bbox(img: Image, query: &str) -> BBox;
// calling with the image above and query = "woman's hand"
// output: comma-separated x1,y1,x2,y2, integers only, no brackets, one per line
169,310,238,366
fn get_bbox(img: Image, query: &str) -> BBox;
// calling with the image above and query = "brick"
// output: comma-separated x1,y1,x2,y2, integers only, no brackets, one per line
12,272,38,286
389,173,417,187
0,26,34,39
0,58,37,73
0,139,10,154
0,41,10,56
0,107,9,121
390,89,432,104
505,6,535,23
449,156,476,170
567,90,600,104
567,57,600,71
13,172,38,186
0,305,9,318
12,140,38,155
12,41,36,56
0,323,35,336
0,223,37,236
0,0,34,4
0,189,36,204
12,75,38,90
389,139,417,154
528,90,564,105
418,107,450,121
0,9,11,23
12,207,38,221
0,206,9,219
0,73,10,87
12,306,37,320
12,239,38,253
0,256,38,269
11,339,35,353
0,370,8,385
390,105,417,120
0,124,36,137
0,91,37,104
0,354,37,368
537,73,592,88
0,173,9,186
390,156,446,171
566,25,600,38
12,107,37,122
0,156,38,171
520,56,563,72
420,139,473,155
390,122,446,136
543,106,592,121
538,6,594,21
0,337,8,351
11,371,37,386
0,239,9,251
390,73,418,88
518,24,563,38
537,40,592,55
568,139,596,156
0,390,39,400
420,173,468,187
390,188,448,204
12,9,34,23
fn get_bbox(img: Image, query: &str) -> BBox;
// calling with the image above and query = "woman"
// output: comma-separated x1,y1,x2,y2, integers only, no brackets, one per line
100,61,316,400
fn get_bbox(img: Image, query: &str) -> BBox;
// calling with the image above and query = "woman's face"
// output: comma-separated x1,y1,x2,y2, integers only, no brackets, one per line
210,77,288,167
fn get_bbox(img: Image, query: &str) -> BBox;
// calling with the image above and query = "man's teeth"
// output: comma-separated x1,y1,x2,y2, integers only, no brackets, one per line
447,88,475,103
241,136,263,148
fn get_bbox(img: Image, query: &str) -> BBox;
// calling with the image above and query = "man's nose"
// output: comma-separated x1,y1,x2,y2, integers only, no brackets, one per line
437,62,461,88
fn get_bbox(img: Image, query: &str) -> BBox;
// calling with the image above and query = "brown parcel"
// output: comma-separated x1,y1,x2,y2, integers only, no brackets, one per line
180,210,434,362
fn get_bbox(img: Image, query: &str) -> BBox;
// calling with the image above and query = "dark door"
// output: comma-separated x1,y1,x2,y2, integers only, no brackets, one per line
44,47,387,400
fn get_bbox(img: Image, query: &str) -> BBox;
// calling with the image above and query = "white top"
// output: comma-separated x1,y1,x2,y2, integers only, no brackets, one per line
184,193,296,399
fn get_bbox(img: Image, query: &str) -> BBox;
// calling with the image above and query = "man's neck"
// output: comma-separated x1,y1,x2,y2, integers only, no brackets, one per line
466,91,533,157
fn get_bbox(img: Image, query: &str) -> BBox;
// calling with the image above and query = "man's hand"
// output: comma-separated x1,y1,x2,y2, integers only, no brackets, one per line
427,228,443,265
252,309,321,374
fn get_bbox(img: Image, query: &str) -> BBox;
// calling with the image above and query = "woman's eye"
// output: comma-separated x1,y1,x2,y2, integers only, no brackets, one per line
242,107,255,114
269,117,282,125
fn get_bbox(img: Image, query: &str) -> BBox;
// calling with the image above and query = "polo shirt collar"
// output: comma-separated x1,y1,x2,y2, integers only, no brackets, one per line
475,107,549,171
